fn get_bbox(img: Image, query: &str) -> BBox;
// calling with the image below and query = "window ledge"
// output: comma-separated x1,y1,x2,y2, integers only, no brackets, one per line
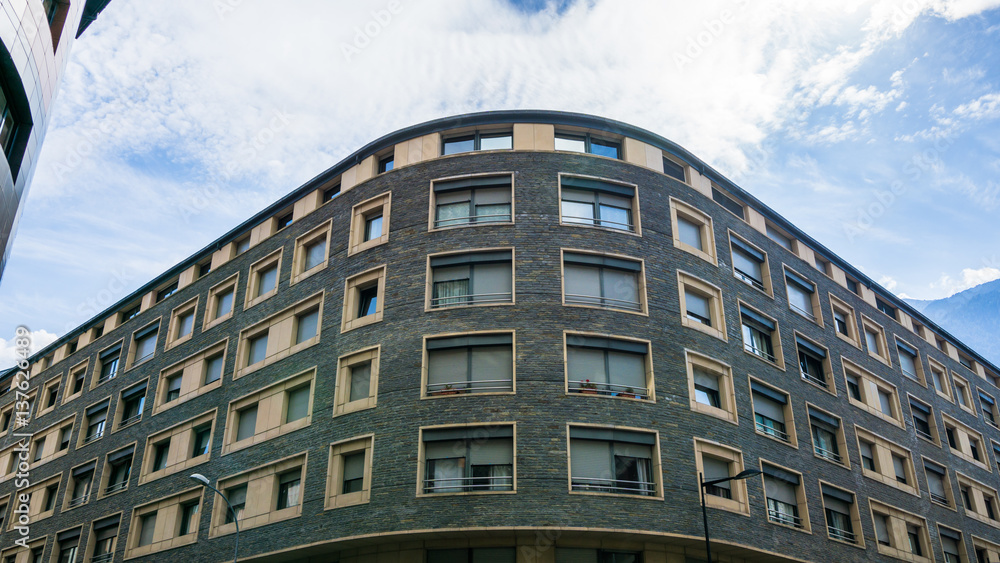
567,489,662,501
429,221,514,233
704,496,750,515
290,263,327,286
743,349,784,370
348,236,388,257
566,391,654,403
755,429,797,449
562,302,648,317
422,390,516,400
691,402,738,425
847,400,904,429
138,454,211,486
165,333,194,351
867,352,892,367
333,400,377,418
245,289,277,311
673,240,716,265
767,518,812,535
860,470,920,498
425,301,516,313
417,489,517,499
325,491,370,510
204,311,234,332
152,379,222,416
813,452,850,470
681,318,727,342
835,332,862,350
558,221,641,237
221,419,311,456
341,312,383,333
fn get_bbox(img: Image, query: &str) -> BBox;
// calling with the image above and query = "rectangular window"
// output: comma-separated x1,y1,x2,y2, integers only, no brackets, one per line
294,307,319,344
953,373,975,413
378,153,394,173
234,235,251,256
349,192,391,255
342,266,386,331
981,389,999,428
670,198,716,263
64,361,88,404
211,454,306,534
205,273,238,329
246,249,282,308
762,463,808,530
156,282,178,303
432,175,513,229
224,371,315,454
908,397,937,444
870,500,929,560
687,351,736,423
712,186,746,219
425,333,514,396
66,462,95,509
942,414,989,470
678,272,727,340
876,297,898,321
560,175,638,233
197,259,212,279
128,322,160,368
443,130,513,154
56,529,82,563
276,470,302,510
238,293,324,374
730,234,769,293
115,382,147,430
862,316,890,365
662,155,686,182
809,406,846,466
843,361,901,425
422,425,515,494
141,411,216,484
750,380,795,445
291,220,331,283
167,297,198,349
39,377,60,415
554,131,621,158
957,473,1000,526
326,435,373,508
570,426,658,497
429,249,513,308
120,303,141,323
766,222,793,250
89,516,119,563
334,346,380,416
81,400,109,446
740,304,780,365
695,439,748,513
896,339,923,383
785,269,820,323
562,251,644,313
923,460,953,508
939,527,966,563
929,359,953,401
101,446,134,496
153,341,227,413
796,335,830,390
829,295,860,347
95,344,122,386
565,334,651,400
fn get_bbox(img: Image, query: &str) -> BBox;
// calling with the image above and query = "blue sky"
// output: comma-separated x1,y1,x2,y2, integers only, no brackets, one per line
2,0,1000,365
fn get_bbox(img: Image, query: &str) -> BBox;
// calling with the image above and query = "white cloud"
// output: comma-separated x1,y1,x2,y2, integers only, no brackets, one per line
931,266,1000,297
0,330,59,370
879,275,899,290
953,92,1000,119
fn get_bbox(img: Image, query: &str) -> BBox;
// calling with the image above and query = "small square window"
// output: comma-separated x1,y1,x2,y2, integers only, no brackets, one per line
197,260,212,279
128,322,159,368
829,295,860,348
670,198,716,263
785,268,821,324
766,222,794,250
205,273,238,329
323,183,340,202
796,334,831,391
554,131,621,159
292,221,331,284
740,304,782,366
378,154,394,173
349,192,391,255
761,463,809,531
861,316,891,365
808,405,847,467
662,155,686,182
156,281,178,303
695,439,748,513
687,351,736,423
245,250,282,309
342,266,386,332
678,272,726,341
234,236,251,256
821,484,861,545
750,379,795,446
166,297,198,350
275,211,293,231
326,435,373,509
334,346,380,416
712,186,746,220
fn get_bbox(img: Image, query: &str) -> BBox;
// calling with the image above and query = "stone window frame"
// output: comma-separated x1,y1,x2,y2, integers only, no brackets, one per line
208,452,308,538
139,409,217,485
62,457,99,513
794,332,835,395
427,172,515,233
906,394,940,447
557,172,642,236
928,357,954,402
565,422,662,501
424,247,516,311
921,456,956,511
693,438,748,515
978,387,1000,430
559,248,648,316
894,335,926,387
677,271,728,342
842,358,904,428
686,350,737,425
738,300,784,369
77,396,111,450
757,458,811,533
783,265,824,326
36,373,62,418
27,414,75,469
936,525,970,563
97,443,136,500
941,413,990,471
747,376,797,448
111,378,148,433
868,498,932,562
165,296,199,351
290,219,332,285
84,513,122,563
348,191,391,256
854,425,920,497
325,434,374,510
563,331,654,403
951,371,976,416
956,471,1000,527
244,248,283,310
669,196,716,264
204,272,239,330
124,487,202,558
818,480,865,549
235,292,324,378
341,266,386,332
728,230,773,298
829,293,861,349
972,534,1000,562
91,339,124,389
222,369,315,455
860,314,892,367
62,359,89,406
152,339,228,415
806,402,851,470
124,318,162,372
417,423,518,498
333,346,380,417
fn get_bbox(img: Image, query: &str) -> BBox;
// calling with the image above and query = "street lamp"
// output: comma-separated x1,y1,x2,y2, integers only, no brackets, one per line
699,469,762,562
190,473,240,563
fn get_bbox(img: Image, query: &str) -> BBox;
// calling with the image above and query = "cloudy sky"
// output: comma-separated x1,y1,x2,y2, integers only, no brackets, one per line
2,0,1000,366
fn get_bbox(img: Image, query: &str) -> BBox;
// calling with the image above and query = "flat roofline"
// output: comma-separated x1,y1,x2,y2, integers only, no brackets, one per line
12,109,999,380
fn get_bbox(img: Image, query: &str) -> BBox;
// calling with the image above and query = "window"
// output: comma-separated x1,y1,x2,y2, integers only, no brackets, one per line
662,154,687,182
428,249,513,308
855,427,918,495
942,414,989,470
378,153,394,173
740,304,781,365
923,459,954,508
125,489,202,557
88,516,119,563
957,473,1000,525
209,454,307,534
334,346,380,416
291,220,331,283
101,446,134,496
179,500,200,536
761,463,808,530
238,293,324,375
128,322,159,368
939,527,967,563
785,269,821,323
154,341,227,413
114,382,147,430
974,537,1000,563
64,361,87,404
750,380,795,446
830,295,860,347
729,234,770,293
554,131,621,158
55,528,82,563
896,339,923,383
953,373,975,414
80,400,109,446
39,376,60,416
223,370,314,454
861,316,890,365
821,484,860,545
197,259,212,279
870,501,930,561
323,183,341,202
156,281,178,303
695,439,748,513
342,266,386,331
205,273,238,329
67,461,96,509
995,441,1000,473
431,174,513,230
233,235,251,256
424,333,514,396
443,130,512,154
570,426,659,497
876,297,898,321
430,549,517,563
678,272,727,340
560,175,638,233
120,302,141,323
712,186,746,220
959,353,976,371
137,513,157,547
349,192,391,255
140,411,215,483
980,389,999,428
274,210,293,232
670,198,716,263
843,361,902,426
565,333,651,400
94,344,122,386
686,351,736,423
908,397,938,444
796,335,830,390
809,406,846,466
766,222,794,250
245,250,282,308
562,250,645,313
929,359,953,401
166,297,198,349
0,82,26,167
326,435,373,508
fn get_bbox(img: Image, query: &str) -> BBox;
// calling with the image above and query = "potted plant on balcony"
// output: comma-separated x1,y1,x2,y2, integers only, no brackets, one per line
620,387,637,399
580,379,598,394
435,384,461,396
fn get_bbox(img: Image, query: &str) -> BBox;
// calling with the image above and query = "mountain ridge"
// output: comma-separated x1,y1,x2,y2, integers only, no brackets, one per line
903,278,1000,367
